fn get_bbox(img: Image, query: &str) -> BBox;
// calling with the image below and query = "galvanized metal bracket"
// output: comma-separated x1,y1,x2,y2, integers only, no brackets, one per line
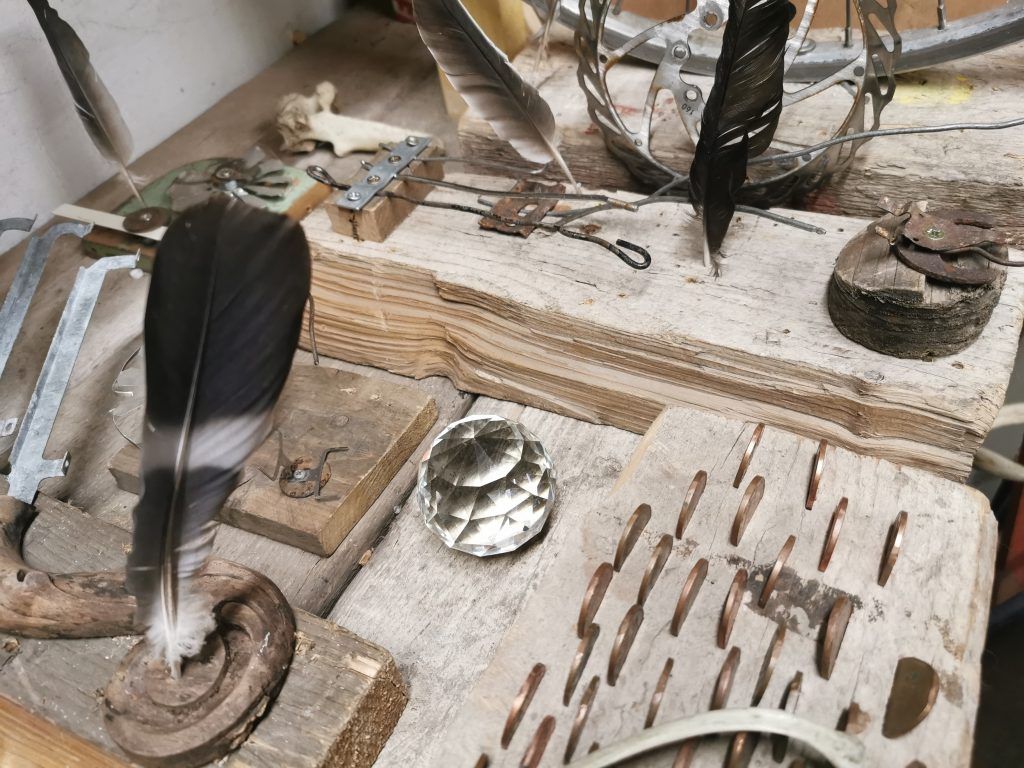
334,136,431,211
3,252,138,503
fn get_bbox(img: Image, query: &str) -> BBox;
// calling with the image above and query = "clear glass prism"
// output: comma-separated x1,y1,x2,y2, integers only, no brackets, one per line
417,415,555,557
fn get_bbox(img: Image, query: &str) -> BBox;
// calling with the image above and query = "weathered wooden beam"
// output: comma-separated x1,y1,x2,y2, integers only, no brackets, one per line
300,178,1024,479
2,495,406,768
458,40,1024,229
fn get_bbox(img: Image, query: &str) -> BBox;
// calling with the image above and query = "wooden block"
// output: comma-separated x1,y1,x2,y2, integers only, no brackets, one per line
1,495,406,768
300,178,1024,480
325,143,445,243
431,407,995,767
828,218,1007,359
109,365,437,556
457,41,1024,229
0,695,128,767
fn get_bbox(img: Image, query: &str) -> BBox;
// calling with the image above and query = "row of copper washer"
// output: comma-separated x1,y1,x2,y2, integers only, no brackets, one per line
732,423,827,512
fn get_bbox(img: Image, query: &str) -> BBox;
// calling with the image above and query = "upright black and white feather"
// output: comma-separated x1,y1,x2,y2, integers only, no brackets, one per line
127,198,310,674
26,0,142,200
689,0,795,273
413,0,577,187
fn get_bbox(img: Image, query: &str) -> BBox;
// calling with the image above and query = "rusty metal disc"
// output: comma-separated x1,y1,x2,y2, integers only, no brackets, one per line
501,663,545,748
564,624,600,705
564,676,599,762
895,241,1000,286
576,562,613,638
671,558,709,637
731,476,765,546
734,424,765,488
614,504,651,571
718,569,747,649
820,595,854,680
805,440,827,510
818,497,848,573
520,715,556,768
638,535,673,605
644,658,674,728
608,604,644,686
676,470,707,539
711,646,741,709
123,206,171,234
883,657,939,738
759,535,796,609
879,510,909,587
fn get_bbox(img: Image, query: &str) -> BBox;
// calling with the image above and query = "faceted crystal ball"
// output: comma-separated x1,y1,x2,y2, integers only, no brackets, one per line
417,415,556,557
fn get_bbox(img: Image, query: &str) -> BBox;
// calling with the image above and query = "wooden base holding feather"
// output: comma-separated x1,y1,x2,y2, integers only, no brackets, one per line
104,560,295,768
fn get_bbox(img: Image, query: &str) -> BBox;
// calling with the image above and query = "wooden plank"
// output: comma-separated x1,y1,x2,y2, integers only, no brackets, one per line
108,364,439,556
330,398,643,768
432,406,995,767
2,495,406,768
457,39,1024,229
0,695,127,768
301,179,1024,479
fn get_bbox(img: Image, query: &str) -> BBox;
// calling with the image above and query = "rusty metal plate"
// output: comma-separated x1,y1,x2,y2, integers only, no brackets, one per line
895,242,999,287
883,657,940,738
479,180,566,237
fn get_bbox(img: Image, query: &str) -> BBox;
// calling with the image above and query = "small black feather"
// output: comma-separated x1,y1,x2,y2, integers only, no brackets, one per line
689,0,795,259
127,197,310,669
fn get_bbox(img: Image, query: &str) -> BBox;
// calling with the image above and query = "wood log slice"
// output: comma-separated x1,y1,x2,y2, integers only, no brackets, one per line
827,222,1006,359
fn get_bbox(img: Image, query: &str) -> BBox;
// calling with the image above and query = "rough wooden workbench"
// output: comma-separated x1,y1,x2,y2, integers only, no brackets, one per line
0,4,1012,767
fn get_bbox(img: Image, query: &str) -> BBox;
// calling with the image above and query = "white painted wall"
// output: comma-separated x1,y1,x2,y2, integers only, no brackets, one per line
0,0,342,246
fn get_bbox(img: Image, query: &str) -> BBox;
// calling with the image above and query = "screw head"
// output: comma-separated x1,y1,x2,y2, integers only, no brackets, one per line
925,227,945,240
367,174,382,184
292,469,309,481
346,190,362,201
388,155,402,164
405,136,420,146
671,44,689,59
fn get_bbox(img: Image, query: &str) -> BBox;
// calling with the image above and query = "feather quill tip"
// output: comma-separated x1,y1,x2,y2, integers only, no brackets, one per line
141,588,217,678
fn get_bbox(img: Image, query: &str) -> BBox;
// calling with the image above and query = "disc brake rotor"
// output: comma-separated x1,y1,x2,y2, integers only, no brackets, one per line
574,0,900,203
169,147,289,211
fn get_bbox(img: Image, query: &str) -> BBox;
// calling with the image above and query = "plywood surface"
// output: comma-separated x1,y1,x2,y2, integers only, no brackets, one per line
302,179,1024,479
436,406,995,767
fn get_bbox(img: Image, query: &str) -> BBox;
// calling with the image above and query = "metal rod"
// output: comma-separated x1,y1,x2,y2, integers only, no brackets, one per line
937,0,948,30
844,0,853,48
748,116,1024,165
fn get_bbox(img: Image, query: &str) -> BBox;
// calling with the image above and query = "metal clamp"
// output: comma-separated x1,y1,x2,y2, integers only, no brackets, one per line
334,136,431,211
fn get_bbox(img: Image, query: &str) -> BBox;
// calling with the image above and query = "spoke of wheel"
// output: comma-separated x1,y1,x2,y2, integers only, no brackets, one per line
785,0,819,73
